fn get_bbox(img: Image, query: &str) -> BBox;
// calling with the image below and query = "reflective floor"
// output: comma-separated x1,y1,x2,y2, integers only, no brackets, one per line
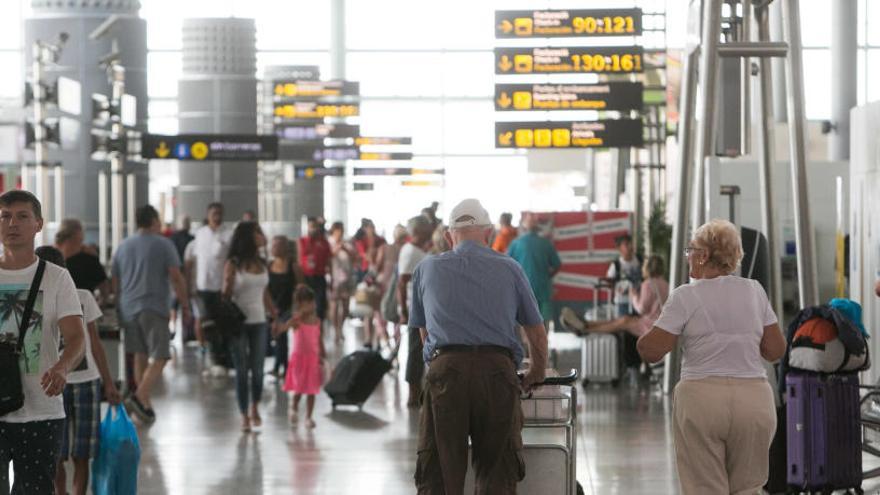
124,325,880,494
131,326,678,495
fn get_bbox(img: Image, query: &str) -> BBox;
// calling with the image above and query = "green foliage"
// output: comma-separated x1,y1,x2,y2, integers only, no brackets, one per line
648,200,673,277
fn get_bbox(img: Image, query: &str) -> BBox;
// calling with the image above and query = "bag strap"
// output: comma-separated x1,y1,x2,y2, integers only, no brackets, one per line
17,259,46,351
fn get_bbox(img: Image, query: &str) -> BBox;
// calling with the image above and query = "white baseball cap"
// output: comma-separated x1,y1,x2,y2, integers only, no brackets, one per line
448,199,492,229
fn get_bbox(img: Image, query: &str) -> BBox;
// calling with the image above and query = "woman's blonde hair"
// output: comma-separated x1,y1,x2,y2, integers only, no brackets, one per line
692,219,743,274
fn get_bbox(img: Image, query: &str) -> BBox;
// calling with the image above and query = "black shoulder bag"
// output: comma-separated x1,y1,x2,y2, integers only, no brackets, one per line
0,259,46,415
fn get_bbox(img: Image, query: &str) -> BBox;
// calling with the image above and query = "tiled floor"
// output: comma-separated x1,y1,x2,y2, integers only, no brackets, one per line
48,323,880,494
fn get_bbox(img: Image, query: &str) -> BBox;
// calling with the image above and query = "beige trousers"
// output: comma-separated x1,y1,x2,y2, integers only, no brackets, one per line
673,377,777,495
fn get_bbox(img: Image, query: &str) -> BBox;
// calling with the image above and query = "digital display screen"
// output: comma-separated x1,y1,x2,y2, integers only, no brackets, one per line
275,123,361,141
272,80,359,100
496,8,642,38
494,82,643,112
273,102,359,120
495,119,643,149
495,46,644,75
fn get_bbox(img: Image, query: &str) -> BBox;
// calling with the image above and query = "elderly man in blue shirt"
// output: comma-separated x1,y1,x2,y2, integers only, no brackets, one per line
409,198,548,494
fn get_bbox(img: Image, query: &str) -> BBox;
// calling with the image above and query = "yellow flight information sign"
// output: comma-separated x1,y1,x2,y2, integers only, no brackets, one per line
496,8,642,38
142,134,278,161
274,102,359,120
272,80,359,99
495,82,643,112
496,120,643,149
495,46,643,75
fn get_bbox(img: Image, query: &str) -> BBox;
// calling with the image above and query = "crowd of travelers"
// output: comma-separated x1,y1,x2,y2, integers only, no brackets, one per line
0,187,795,495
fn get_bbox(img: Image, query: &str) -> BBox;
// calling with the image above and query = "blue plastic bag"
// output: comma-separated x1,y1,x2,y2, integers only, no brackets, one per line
92,404,141,495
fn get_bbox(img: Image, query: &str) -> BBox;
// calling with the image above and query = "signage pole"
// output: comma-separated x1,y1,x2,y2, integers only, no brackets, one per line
54,164,64,226
98,170,108,266
755,5,784,321
126,172,136,237
32,42,49,244
781,0,819,308
691,0,722,228
109,62,126,254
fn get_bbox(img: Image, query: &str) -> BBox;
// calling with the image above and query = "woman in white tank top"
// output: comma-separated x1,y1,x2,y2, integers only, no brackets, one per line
222,221,278,433
636,219,786,495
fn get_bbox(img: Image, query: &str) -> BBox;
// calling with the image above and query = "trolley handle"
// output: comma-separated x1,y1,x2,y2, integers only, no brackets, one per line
517,369,579,387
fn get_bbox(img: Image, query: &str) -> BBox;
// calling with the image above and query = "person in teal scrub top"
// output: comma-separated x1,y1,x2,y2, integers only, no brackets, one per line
507,213,562,325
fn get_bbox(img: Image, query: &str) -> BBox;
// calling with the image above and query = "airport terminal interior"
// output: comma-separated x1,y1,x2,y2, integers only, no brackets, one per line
4,0,880,494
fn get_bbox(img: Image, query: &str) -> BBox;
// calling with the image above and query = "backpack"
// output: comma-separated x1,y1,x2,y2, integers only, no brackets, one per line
785,304,869,375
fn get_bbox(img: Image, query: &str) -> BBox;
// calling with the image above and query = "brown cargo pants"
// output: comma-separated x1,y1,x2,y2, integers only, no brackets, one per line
415,350,525,495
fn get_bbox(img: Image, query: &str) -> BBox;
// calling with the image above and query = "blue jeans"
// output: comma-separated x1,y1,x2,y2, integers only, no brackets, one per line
230,323,269,414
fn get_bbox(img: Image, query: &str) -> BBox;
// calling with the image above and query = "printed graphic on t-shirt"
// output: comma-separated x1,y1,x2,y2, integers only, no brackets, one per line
0,284,44,375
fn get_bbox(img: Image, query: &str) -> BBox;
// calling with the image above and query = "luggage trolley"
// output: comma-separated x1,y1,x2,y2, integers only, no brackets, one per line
464,370,584,494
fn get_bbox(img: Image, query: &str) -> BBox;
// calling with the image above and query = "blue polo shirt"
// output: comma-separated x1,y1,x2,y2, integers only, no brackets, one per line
409,240,544,366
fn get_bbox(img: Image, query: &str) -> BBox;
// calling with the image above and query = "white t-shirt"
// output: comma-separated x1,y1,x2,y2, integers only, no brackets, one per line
0,260,83,423
398,243,427,310
654,275,778,381
192,225,233,292
63,290,103,385
606,256,642,307
232,268,269,324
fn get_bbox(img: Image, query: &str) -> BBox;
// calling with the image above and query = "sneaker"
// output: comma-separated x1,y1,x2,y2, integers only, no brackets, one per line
210,365,227,378
560,307,588,334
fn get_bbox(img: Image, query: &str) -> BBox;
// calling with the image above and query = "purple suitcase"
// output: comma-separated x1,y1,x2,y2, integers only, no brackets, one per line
786,372,862,492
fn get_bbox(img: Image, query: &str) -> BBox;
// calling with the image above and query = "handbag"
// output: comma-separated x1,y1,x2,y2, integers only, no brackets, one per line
215,299,246,336
0,259,46,416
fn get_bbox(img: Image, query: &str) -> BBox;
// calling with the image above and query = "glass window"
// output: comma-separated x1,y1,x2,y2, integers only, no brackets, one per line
858,48,866,105
147,52,182,98
442,155,528,218
802,49,831,120
868,49,880,103
0,52,22,99
869,0,880,46
234,1,331,50
800,0,831,48
347,53,443,97
257,51,331,80
148,100,177,119
0,1,23,49
358,100,443,155
148,117,179,135
440,52,493,97
441,101,497,155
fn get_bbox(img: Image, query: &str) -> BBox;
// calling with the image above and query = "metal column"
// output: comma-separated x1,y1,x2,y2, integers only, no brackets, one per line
98,170,108,265
781,0,820,307
109,63,125,254
31,43,49,244
664,47,699,394
126,172,136,236
769,0,787,122
326,0,348,227
691,0,723,228
755,5,784,319
829,0,857,161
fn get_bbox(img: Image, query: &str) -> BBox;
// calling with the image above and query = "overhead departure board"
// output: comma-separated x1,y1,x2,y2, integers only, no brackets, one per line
143,134,278,161
294,165,346,179
495,9,642,38
274,102,359,120
495,120,643,149
275,123,361,141
494,82,643,112
352,167,444,176
273,80,360,100
495,46,643,75
355,137,413,146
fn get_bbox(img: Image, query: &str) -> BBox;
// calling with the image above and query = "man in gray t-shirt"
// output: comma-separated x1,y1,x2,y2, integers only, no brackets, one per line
111,205,189,423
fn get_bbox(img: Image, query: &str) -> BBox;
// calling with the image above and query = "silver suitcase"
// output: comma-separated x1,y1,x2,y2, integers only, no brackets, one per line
580,284,622,386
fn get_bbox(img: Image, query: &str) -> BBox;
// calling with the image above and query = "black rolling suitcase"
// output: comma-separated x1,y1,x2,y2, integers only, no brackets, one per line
325,350,391,410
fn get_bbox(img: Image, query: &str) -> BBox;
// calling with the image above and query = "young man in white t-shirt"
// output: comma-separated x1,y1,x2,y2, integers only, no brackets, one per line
35,246,122,495
0,191,85,494
397,215,433,408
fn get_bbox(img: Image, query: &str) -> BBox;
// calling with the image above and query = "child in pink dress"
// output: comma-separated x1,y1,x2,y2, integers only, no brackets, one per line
283,285,326,428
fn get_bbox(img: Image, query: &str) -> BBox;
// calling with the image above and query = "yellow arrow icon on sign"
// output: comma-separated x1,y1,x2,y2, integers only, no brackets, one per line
498,55,513,72
499,19,513,34
497,92,512,109
155,141,170,158
498,131,513,146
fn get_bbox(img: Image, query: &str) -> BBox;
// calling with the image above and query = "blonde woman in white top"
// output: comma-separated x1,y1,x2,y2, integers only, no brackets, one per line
222,221,278,433
637,219,786,495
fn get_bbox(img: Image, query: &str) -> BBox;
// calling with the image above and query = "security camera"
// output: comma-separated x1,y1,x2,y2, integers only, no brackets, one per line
88,15,120,41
